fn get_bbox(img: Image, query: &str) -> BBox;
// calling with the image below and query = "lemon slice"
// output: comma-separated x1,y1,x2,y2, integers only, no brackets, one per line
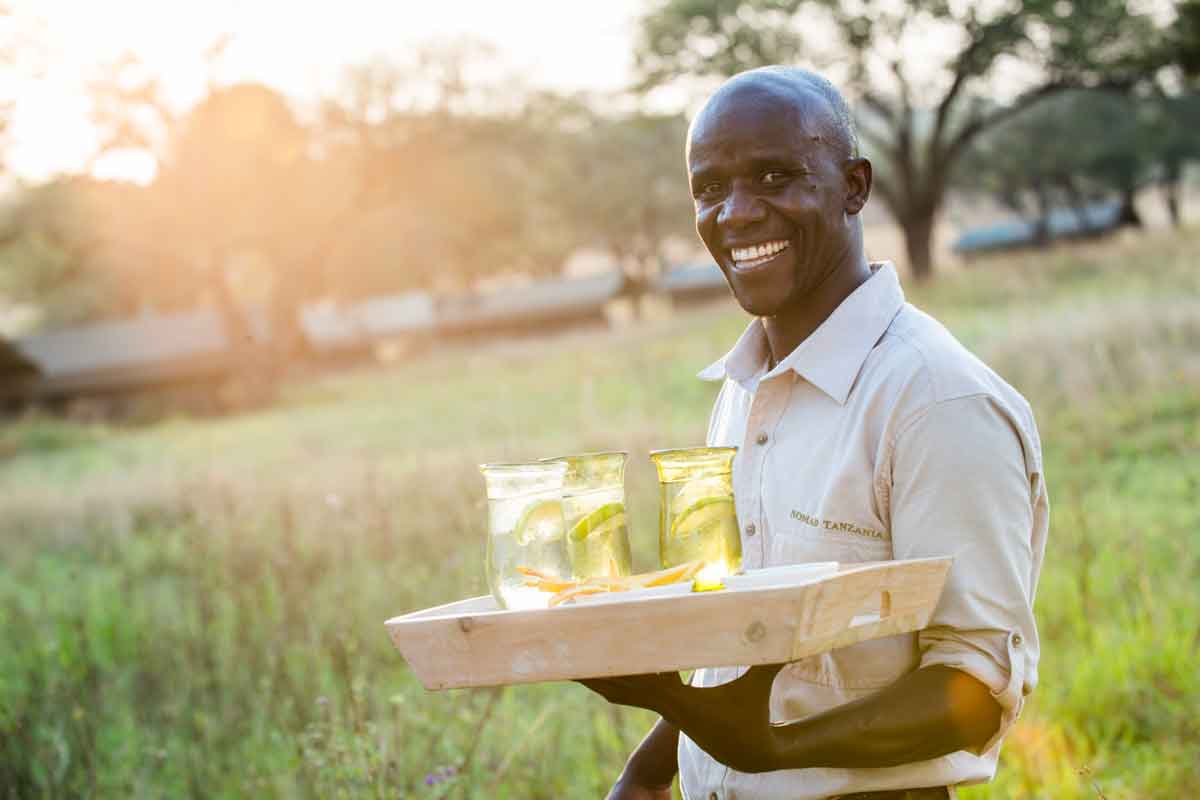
671,496,734,538
515,499,564,545
567,502,626,542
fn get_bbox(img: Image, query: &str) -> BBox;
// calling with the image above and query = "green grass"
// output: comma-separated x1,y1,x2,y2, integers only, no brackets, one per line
1,227,1198,798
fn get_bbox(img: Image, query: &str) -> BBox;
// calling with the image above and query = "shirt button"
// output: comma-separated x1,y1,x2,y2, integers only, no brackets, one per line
755,431,768,445
709,793,719,800
745,522,757,537
1012,633,1024,647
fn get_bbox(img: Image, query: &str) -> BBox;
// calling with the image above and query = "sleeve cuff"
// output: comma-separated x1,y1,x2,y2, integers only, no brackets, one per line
920,630,1028,755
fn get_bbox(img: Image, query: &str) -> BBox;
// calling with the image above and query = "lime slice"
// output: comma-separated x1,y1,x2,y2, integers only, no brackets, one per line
671,496,734,539
515,500,564,545
568,502,626,541
671,477,731,514
691,574,725,592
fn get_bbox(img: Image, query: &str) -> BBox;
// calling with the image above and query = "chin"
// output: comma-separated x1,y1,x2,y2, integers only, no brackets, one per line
722,273,788,317
719,253,800,318
729,287,786,318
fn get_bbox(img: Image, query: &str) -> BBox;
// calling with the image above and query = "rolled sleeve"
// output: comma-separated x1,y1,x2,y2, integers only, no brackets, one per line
888,394,1045,753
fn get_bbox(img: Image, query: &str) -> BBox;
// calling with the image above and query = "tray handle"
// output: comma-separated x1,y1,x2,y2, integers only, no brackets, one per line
789,561,948,659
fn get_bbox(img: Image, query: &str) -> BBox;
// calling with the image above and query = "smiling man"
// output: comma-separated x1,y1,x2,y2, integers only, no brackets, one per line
582,67,1049,800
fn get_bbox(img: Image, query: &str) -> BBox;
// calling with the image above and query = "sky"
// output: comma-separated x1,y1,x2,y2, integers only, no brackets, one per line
6,0,1178,185
3,0,646,182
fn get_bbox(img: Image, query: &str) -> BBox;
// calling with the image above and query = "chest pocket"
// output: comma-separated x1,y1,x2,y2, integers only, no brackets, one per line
768,504,891,567
761,432,891,566
765,497,910,697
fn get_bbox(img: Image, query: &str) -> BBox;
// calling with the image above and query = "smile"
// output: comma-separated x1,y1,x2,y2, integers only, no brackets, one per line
730,239,790,271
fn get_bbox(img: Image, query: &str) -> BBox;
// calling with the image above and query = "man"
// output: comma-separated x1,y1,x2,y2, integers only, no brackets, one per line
581,67,1048,800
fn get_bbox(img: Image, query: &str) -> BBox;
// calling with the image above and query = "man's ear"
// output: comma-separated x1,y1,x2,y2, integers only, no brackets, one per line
844,157,872,215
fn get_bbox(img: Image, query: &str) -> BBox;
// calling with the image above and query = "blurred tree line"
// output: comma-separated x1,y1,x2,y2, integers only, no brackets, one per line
0,0,1197,342
635,0,1200,278
0,41,694,351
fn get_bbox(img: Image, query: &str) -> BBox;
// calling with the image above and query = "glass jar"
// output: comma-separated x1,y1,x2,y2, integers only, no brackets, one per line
544,451,632,579
649,447,742,578
478,461,571,609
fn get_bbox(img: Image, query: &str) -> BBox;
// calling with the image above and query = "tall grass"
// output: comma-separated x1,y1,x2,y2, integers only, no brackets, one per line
1,227,1198,798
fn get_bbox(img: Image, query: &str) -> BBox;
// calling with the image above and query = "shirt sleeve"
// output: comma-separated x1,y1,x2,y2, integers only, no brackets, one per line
888,393,1045,754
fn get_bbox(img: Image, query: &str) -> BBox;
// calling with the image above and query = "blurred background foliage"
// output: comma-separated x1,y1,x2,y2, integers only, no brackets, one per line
0,0,1197,331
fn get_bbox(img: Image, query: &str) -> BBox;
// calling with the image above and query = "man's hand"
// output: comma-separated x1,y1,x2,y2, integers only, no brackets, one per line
578,671,688,715
580,663,788,774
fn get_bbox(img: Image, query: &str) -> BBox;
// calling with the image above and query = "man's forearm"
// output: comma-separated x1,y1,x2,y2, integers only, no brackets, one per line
659,665,1000,773
622,717,679,787
767,665,1001,769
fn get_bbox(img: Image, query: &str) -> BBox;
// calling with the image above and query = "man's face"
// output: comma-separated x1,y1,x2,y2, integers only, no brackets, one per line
687,87,861,318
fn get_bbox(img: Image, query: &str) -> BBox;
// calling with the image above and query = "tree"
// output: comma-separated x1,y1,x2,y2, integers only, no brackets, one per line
1155,91,1200,225
1156,0,1200,225
634,0,1174,279
0,176,165,327
1169,0,1200,79
313,48,578,295
957,90,1169,238
529,97,696,303
955,92,1091,245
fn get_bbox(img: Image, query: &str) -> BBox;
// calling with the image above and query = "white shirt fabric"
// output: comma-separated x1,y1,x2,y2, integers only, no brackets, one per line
677,263,1049,800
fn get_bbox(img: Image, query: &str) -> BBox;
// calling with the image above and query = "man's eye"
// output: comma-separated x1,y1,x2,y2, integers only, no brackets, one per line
697,182,724,198
761,171,788,185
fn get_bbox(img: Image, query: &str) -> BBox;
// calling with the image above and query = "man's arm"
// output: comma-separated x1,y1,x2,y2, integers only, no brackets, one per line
764,665,1000,768
585,662,999,774
606,717,679,799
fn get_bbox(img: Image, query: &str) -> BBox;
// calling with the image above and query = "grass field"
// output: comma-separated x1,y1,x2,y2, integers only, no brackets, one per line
2,228,1198,799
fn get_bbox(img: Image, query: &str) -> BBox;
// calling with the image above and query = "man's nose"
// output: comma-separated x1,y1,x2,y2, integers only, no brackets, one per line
717,184,766,229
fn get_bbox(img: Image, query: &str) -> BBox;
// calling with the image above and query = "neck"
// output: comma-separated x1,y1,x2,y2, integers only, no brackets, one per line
761,250,872,367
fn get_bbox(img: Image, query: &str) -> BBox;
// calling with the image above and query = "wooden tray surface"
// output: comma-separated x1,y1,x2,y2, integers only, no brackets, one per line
385,557,952,690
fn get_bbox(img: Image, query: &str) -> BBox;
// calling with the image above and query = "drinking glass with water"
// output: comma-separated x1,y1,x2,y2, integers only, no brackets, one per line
544,451,633,579
650,447,742,579
478,461,572,609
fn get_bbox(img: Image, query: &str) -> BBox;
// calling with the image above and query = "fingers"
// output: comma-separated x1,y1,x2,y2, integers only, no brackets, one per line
723,661,787,700
577,673,683,713
577,676,646,707
743,661,787,684
577,677,617,699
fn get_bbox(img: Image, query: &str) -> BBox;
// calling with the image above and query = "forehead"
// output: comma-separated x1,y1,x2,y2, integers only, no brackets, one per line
687,83,832,173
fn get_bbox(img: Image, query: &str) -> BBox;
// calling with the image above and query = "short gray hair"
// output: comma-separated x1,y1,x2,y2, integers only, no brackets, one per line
720,66,861,160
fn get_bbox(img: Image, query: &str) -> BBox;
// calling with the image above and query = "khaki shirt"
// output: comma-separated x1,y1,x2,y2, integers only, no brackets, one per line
678,263,1049,800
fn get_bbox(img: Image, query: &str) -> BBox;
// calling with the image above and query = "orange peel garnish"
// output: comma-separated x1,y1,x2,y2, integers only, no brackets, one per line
516,566,558,580
518,560,708,605
549,585,610,607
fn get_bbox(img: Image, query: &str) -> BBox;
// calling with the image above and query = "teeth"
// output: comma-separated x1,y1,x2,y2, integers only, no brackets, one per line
731,240,789,263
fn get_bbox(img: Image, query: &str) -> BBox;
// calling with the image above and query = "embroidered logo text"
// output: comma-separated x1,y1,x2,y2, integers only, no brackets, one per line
790,510,886,540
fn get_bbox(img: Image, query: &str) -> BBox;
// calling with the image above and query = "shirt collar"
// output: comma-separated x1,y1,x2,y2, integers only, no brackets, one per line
697,262,905,404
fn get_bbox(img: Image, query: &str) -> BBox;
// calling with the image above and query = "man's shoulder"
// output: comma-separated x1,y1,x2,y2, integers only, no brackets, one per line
872,303,1035,421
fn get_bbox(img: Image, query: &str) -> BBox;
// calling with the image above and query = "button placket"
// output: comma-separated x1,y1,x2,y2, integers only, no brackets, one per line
759,375,795,568
742,387,771,571
745,375,790,569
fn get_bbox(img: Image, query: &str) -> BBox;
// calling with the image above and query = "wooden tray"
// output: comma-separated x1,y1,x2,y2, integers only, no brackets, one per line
386,557,951,690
